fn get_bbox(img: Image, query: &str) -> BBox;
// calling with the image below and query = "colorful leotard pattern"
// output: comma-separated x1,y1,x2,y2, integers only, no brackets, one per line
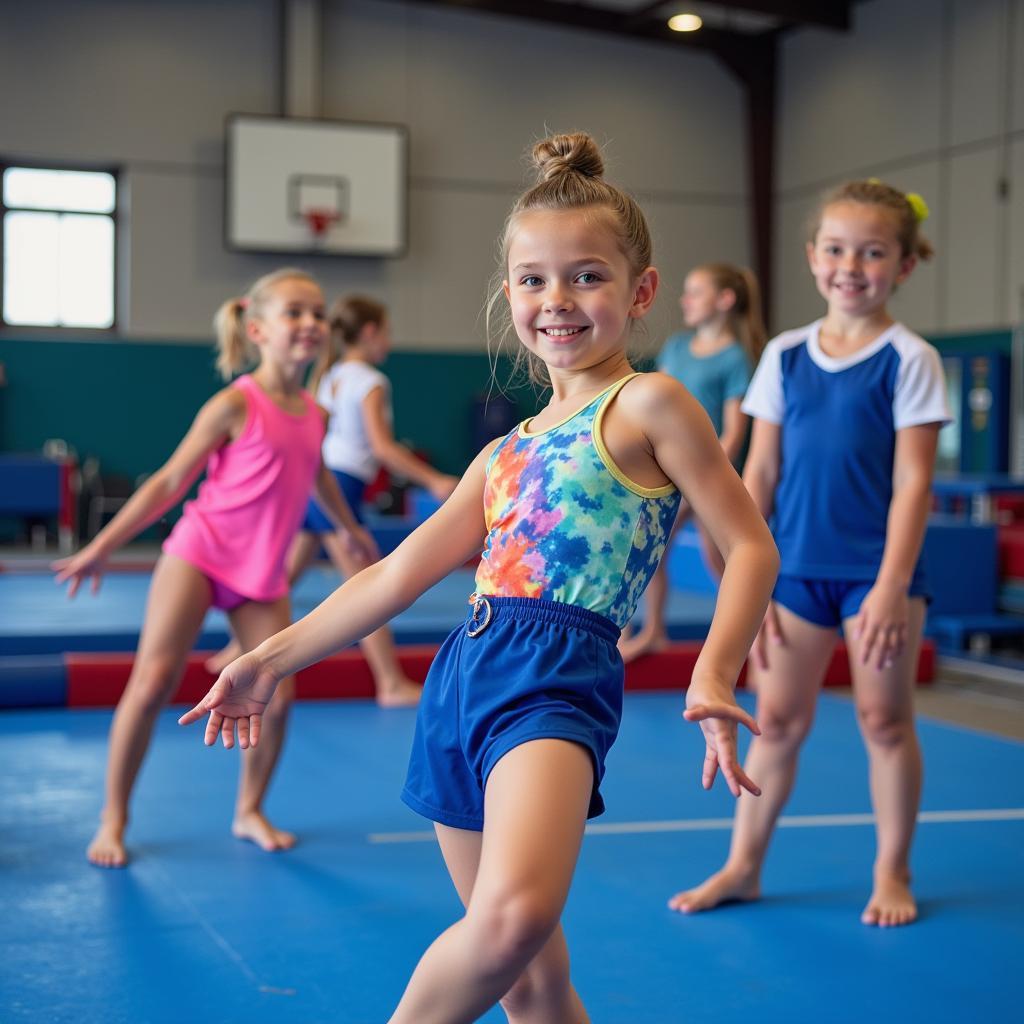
473,374,681,628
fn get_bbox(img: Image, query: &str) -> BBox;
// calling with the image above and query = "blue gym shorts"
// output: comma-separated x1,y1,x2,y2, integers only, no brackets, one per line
772,572,930,629
401,596,624,831
302,469,366,532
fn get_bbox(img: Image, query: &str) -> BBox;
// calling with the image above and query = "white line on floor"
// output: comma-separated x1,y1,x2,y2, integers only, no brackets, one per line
367,807,1024,844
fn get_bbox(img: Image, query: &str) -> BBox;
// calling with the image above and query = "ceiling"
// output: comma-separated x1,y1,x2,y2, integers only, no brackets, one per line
398,1,856,53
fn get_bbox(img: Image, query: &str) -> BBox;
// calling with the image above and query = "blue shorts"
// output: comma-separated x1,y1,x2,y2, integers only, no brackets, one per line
303,469,366,532
772,573,930,629
402,596,624,831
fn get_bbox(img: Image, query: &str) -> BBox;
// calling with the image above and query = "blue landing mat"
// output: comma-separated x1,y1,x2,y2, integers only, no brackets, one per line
1,693,1021,1022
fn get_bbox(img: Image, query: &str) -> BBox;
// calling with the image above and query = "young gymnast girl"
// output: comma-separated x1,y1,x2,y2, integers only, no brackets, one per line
206,295,459,706
180,133,779,1021
54,267,374,868
670,181,949,927
620,262,765,663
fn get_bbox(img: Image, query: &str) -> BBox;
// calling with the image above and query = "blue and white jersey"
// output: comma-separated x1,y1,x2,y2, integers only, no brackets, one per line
742,319,950,580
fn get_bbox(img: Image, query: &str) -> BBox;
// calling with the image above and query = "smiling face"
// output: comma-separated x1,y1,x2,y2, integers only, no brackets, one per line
807,201,915,318
680,269,734,329
503,208,656,377
248,277,328,370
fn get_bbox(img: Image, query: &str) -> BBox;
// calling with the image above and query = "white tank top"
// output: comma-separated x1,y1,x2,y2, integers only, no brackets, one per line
317,359,391,482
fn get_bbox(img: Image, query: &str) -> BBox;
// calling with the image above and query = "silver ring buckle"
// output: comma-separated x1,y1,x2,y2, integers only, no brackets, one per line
466,593,492,637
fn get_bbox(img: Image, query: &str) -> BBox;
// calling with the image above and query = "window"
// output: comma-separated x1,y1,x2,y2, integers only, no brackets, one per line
2,165,117,329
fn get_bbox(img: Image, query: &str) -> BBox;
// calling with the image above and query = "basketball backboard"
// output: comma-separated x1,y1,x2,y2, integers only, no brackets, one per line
225,114,407,256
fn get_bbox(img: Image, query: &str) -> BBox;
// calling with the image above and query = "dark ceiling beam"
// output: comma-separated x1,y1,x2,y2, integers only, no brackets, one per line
398,0,782,327
631,1,850,31
399,0,735,52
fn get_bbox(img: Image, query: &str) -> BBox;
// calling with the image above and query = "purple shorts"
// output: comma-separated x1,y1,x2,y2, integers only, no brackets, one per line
207,575,248,611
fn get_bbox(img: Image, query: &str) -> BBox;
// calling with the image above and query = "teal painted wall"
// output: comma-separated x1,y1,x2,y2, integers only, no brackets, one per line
0,337,542,481
1,327,1012,484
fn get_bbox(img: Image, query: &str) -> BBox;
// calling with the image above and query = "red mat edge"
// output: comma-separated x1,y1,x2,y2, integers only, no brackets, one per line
64,639,935,707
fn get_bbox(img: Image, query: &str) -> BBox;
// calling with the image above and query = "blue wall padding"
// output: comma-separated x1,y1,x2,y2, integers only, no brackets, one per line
922,515,997,616
0,656,67,708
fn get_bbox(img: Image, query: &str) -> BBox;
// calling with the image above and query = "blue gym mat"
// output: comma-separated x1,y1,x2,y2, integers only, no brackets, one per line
1,692,1020,1022
0,565,719,655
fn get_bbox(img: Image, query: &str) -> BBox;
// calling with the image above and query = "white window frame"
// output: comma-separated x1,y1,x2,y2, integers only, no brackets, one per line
1,160,120,333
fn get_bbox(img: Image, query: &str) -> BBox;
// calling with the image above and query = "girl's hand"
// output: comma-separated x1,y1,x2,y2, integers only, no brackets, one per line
749,601,783,671
341,524,379,564
428,475,459,502
683,678,761,798
853,580,908,670
52,544,109,598
178,652,281,749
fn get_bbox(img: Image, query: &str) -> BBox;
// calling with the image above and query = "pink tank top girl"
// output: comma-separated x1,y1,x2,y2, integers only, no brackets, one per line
163,374,324,602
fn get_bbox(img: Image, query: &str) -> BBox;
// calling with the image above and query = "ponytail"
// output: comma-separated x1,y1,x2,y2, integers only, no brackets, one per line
695,263,767,365
213,297,255,380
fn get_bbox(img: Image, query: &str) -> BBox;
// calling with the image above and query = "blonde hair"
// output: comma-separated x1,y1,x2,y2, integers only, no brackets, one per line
213,267,321,380
691,263,767,364
486,132,654,387
808,180,935,261
309,294,389,394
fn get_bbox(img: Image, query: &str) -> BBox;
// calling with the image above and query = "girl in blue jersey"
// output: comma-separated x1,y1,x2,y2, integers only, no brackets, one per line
620,263,765,663
670,180,950,928
178,132,779,1022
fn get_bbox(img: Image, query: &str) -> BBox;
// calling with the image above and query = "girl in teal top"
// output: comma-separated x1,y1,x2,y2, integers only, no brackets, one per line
620,262,767,663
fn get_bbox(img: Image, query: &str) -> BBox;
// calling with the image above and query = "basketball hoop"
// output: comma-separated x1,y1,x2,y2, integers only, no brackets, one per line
303,207,342,243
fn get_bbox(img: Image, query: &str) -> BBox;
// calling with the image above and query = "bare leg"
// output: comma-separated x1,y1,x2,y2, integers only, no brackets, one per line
228,595,297,852
321,532,421,707
87,555,212,867
204,530,320,675
669,605,836,912
285,529,321,587
619,508,690,664
845,599,926,927
431,824,588,1024
389,740,593,1024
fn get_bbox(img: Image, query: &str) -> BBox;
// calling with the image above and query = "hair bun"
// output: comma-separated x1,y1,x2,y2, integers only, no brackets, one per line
532,133,604,182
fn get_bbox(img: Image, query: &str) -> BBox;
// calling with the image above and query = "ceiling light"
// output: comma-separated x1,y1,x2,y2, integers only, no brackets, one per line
668,13,703,32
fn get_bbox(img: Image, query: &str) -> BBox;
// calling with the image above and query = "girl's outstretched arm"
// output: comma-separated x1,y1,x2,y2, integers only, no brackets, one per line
361,386,459,500
312,462,379,562
618,375,779,796
179,439,496,747
52,389,245,597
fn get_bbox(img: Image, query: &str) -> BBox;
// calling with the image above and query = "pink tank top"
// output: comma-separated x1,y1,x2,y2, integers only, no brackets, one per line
163,374,324,602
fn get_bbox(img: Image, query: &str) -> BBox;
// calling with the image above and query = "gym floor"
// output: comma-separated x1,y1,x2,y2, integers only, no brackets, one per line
2,687,1021,1022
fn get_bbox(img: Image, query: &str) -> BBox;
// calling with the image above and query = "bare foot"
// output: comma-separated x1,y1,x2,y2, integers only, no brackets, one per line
618,628,669,665
232,811,296,852
861,871,917,927
668,865,760,914
87,820,128,868
204,640,242,676
375,677,422,708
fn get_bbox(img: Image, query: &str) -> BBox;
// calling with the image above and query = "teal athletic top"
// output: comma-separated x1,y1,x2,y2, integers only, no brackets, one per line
657,332,752,435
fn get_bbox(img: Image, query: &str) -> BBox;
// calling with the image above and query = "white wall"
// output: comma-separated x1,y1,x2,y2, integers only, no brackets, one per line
323,0,752,351
776,0,1023,336
0,0,751,350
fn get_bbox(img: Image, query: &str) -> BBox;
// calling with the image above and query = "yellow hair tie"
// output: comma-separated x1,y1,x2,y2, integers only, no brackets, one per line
906,192,929,223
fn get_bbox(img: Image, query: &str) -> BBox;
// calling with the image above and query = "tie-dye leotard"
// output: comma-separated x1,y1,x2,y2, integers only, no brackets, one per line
473,373,681,628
